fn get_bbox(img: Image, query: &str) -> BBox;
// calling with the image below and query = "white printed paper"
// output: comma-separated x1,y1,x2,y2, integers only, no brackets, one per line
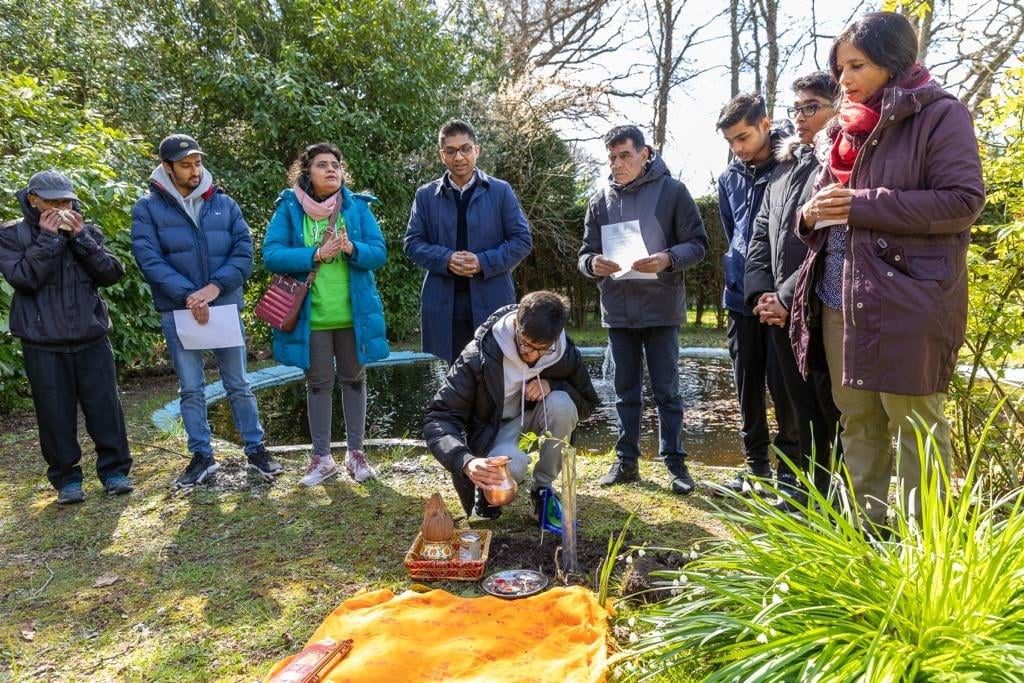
813,218,846,231
173,304,245,350
600,220,657,280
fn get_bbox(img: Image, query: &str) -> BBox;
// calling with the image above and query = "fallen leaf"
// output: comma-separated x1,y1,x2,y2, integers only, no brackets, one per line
93,574,120,588
20,619,35,641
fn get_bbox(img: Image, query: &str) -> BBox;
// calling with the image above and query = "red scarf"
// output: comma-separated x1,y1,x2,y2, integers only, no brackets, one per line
828,63,931,184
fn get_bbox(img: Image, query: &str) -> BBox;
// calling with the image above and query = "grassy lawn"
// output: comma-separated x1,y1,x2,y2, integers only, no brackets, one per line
0,364,733,682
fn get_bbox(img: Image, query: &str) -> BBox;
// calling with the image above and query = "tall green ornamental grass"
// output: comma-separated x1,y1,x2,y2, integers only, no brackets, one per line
621,409,1024,681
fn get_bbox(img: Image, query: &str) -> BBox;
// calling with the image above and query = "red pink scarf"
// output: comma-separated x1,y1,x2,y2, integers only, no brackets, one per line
828,63,931,184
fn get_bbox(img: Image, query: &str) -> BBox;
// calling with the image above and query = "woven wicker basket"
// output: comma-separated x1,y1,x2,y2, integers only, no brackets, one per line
404,529,492,581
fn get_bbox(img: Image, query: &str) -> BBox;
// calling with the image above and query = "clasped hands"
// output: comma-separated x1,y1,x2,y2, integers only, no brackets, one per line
448,250,481,277
186,283,221,324
38,208,84,236
753,292,788,327
315,228,354,263
591,252,670,277
802,183,853,229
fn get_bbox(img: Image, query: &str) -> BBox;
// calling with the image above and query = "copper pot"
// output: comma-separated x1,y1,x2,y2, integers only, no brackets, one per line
483,456,518,506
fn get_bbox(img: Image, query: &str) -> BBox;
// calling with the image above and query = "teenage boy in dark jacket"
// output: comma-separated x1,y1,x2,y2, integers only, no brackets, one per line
131,134,279,490
744,72,842,503
0,171,133,505
424,291,599,520
578,125,708,495
716,94,800,494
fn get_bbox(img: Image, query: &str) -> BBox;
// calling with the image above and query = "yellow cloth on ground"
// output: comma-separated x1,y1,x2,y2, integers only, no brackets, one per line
265,586,609,682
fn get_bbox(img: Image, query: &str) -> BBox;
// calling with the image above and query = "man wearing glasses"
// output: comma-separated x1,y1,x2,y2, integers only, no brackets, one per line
744,71,841,507
404,119,533,364
578,125,708,495
423,291,599,521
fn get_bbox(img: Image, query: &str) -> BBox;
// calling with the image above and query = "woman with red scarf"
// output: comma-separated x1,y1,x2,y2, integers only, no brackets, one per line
789,12,985,529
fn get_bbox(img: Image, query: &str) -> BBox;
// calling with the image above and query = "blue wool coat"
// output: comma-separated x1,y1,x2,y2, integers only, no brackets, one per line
403,170,532,363
131,183,252,312
262,187,389,370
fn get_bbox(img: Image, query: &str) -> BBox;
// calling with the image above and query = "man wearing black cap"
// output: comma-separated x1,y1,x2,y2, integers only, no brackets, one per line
0,170,134,505
131,134,281,490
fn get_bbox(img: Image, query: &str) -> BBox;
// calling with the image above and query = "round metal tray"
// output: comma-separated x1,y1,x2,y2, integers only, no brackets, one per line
480,569,549,599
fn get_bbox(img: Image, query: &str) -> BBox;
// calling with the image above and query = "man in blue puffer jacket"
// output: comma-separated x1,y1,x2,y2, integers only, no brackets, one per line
131,134,280,490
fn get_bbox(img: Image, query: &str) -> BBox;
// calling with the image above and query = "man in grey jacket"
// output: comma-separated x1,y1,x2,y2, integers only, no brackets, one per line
578,126,708,494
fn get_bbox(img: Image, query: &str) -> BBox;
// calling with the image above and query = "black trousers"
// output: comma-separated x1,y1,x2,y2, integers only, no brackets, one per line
450,291,476,365
22,338,132,489
727,311,800,471
767,324,842,491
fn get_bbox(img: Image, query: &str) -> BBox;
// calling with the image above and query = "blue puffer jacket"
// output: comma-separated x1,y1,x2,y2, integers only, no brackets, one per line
717,125,792,314
131,181,253,312
262,187,389,369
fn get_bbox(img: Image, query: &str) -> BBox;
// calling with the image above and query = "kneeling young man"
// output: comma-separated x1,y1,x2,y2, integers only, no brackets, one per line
424,291,599,520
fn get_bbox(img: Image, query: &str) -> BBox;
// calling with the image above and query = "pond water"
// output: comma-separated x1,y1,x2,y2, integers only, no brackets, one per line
210,355,747,467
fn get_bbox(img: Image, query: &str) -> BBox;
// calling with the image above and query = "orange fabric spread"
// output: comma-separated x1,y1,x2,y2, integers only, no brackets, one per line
265,586,609,682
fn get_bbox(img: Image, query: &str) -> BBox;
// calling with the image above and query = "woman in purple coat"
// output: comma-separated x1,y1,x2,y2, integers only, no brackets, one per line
789,12,985,527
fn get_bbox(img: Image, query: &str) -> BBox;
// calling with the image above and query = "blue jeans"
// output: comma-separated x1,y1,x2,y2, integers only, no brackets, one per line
160,312,265,457
608,326,685,464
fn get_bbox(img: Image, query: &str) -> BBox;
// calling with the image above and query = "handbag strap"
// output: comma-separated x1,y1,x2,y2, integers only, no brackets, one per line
304,199,343,288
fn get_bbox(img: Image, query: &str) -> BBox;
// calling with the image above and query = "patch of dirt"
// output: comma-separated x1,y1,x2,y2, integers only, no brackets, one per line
483,530,688,599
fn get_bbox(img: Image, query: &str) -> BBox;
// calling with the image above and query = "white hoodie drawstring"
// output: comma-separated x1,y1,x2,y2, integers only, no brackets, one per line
519,366,550,434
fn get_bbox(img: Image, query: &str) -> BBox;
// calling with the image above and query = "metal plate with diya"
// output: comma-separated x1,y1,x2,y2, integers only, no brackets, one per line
480,569,549,599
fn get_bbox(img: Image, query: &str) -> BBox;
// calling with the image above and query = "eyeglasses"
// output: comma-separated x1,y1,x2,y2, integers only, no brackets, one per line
515,328,557,357
441,144,476,159
786,102,833,119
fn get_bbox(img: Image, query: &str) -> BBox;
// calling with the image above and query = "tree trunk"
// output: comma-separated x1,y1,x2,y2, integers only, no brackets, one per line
729,0,740,97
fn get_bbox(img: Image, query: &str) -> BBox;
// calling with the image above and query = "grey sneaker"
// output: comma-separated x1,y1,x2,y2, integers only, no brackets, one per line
345,449,375,483
56,481,85,506
299,454,339,487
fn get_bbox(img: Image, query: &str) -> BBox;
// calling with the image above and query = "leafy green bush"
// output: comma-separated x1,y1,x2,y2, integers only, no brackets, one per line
621,415,1024,681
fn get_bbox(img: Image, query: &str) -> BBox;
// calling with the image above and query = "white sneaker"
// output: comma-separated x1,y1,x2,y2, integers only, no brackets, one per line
345,449,375,483
299,454,339,487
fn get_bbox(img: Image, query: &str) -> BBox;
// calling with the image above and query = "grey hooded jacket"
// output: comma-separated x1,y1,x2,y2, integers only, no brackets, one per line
577,152,708,328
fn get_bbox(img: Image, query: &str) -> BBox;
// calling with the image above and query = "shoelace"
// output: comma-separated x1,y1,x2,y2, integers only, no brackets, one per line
348,451,369,471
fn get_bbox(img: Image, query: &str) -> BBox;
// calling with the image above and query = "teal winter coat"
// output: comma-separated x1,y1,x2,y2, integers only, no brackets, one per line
262,187,389,369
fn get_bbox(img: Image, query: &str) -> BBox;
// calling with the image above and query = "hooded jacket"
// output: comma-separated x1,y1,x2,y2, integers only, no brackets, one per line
789,80,985,395
717,124,794,314
744,134,822,310
577,152,708,328
423,305,600,514
0,189,124,348
130,167,253,313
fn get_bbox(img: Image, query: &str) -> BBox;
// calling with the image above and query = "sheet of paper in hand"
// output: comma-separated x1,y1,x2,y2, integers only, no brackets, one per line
172,304,245,350
601,220,657,280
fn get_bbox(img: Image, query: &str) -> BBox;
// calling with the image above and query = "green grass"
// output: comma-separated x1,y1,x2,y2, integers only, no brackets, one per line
0,373,730,681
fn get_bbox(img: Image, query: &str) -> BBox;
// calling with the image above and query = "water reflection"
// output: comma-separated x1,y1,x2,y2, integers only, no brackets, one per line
210,357,745,467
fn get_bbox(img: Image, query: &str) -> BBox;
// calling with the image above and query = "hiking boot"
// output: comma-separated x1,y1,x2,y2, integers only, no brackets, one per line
103,474,134,496
666,460,696,496
56,481,85,506
529,488,544,523
247,446,283,479
174,454,220,490
473,487,502,520
597,460,639,487
714,465,773,497
345,449,375,483
299,454,339,487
